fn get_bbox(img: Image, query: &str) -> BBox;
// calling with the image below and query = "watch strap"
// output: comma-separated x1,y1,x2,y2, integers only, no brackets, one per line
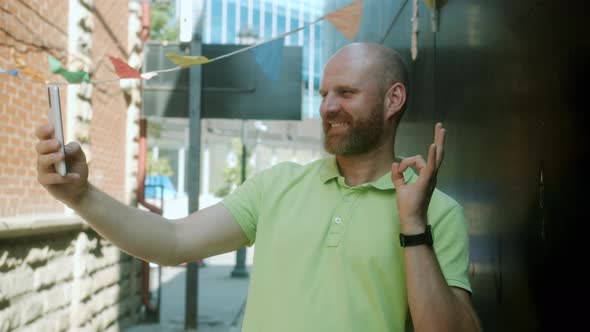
399,225,433,247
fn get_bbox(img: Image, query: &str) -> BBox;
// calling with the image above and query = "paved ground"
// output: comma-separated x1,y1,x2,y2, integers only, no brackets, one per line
125,248,253,332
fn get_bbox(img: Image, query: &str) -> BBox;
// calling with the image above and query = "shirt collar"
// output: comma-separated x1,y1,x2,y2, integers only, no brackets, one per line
319,157,417,190
319,157,341,183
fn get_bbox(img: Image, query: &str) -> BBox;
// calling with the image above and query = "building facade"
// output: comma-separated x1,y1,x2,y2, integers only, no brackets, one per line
0,1,146,330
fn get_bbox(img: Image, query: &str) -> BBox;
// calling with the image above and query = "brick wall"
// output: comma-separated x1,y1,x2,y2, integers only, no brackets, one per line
0,0,71,216
0,0,133,215
0,1,146,331
87,0,132,203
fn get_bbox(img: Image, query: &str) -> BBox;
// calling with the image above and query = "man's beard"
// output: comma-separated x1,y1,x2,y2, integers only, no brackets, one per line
322,103,384,155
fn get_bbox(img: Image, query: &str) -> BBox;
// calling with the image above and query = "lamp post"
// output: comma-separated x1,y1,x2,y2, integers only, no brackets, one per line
231,120,250,278
230,26,260,279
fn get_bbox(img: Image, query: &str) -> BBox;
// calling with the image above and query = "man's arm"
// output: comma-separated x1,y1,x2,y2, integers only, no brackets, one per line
402,226,482,331
391,123,482,331
35,124,248,266
74,185,247,266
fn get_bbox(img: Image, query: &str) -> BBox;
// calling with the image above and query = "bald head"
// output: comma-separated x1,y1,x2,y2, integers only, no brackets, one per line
328,42,409,97
320,43,409,154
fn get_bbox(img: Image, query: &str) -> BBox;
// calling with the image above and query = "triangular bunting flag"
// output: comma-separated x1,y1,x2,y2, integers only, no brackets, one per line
251,38,285,81
48,55,63,73
0,68,18,76
60,71,90,84
166,53,210,67
140,72,159,80
48,55,90,83
20,67,46,83
324,0,363,40
12,52,45,83
108,56,141,79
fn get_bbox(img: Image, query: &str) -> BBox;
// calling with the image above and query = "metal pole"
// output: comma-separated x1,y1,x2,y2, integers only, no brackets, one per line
185,33,202,331
231,121,250,278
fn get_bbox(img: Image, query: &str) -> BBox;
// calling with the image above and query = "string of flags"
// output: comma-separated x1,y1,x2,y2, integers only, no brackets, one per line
0,1,362,86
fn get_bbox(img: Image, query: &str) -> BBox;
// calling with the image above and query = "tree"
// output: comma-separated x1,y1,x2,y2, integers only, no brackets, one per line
145,120,173,176
147,151,174,177
150,1,179,41
214,139,253,197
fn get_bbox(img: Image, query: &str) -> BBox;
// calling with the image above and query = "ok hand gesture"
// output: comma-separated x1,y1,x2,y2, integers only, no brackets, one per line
391,123,446,234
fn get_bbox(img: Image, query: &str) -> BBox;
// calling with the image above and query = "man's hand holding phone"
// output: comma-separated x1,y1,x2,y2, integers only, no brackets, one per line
35,86,90,207
35,124,89,206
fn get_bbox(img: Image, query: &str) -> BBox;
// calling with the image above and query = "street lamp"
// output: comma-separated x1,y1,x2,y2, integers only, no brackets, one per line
231,120,251,278
230,27,262,279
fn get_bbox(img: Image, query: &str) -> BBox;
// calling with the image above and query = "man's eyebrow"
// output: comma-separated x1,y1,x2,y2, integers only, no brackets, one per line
334,85,359,91
320,85,360,93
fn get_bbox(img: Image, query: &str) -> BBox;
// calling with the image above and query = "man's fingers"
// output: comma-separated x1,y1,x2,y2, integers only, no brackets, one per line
433,123,446,168
424,144,439,190
398,155,427,173
64,142,86,164
37,152,64,170
38,173,80,185
35,139,61,155
35,124,54,140
391,162,406,187
434,123,444,145
426,144,437,173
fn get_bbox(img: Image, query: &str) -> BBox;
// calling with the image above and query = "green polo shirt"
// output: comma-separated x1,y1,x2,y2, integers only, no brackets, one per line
222,157,471,332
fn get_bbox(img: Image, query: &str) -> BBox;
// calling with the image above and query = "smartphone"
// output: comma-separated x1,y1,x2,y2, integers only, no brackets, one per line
47,85,67,176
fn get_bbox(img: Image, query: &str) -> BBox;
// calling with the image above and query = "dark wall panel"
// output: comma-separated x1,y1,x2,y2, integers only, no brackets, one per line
325,0,589,330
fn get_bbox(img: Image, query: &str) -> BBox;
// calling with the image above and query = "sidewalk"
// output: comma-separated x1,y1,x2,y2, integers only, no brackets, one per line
125,251,252,332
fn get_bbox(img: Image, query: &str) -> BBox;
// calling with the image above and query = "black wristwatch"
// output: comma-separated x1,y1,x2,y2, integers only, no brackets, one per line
399,225,433,247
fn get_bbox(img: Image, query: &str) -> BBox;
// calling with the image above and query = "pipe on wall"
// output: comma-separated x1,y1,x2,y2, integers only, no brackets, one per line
137,118,161,319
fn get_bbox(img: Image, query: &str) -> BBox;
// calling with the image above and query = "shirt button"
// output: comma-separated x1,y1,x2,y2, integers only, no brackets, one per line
343,196,352,203
334,217,342,224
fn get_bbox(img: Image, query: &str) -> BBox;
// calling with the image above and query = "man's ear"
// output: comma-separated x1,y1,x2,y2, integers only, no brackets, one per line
384,82,407,120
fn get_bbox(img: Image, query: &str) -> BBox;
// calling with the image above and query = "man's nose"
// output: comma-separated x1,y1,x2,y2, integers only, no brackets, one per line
321,94,340,114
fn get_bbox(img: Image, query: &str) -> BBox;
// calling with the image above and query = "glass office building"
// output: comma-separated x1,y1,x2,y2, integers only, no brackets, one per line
200,0,325,118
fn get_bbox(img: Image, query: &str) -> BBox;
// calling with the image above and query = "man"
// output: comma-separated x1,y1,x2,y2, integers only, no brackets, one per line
35,42,481,331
